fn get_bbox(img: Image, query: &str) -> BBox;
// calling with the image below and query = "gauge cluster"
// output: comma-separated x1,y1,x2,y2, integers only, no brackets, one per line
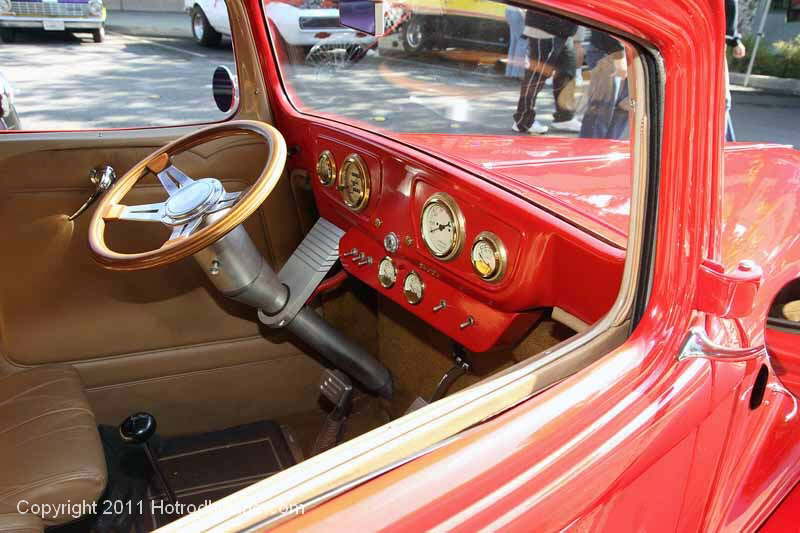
309,126,625,352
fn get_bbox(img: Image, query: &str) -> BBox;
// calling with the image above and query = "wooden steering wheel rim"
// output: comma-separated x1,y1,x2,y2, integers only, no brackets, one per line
88,120,287,271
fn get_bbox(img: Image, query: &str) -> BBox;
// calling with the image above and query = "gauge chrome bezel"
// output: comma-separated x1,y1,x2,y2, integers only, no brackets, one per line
403,271,425,305
338,153,371,212
378,256,397,289
471,231,508,283
316,150,336,186
420,192,466,261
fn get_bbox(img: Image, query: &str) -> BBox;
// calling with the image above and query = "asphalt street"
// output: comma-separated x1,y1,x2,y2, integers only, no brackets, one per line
0,19,797,148
0,29,236,129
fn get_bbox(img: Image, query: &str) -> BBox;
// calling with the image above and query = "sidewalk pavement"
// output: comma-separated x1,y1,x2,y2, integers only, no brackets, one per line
730,72,800,96
106,10,191,38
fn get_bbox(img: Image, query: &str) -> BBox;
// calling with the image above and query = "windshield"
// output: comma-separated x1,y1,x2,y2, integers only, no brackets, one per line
265,0,634,246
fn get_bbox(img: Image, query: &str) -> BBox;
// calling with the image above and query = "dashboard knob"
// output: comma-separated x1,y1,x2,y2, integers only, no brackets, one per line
383,233,399,254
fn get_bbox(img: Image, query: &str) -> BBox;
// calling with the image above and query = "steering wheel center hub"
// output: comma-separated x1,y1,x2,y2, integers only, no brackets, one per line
164,178,224,224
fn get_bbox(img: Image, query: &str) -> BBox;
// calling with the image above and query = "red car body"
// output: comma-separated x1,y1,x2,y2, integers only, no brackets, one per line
249,0,800,530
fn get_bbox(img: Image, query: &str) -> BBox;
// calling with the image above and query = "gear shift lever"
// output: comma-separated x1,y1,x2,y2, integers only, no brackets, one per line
119,413,176,505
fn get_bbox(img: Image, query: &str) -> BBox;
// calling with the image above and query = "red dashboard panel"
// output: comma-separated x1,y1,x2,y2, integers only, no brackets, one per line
309,124,626,352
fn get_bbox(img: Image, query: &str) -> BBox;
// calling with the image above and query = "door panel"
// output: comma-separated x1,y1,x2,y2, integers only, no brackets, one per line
0,130,321,434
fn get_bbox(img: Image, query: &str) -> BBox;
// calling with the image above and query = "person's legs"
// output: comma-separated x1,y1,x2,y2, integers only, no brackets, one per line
579,52,616,138
551,39,577,123
513,38,557,132
608,80,630,139
505,8,528,79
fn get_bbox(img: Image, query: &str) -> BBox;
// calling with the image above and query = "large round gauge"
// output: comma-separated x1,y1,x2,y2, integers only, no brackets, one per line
338,154,371,211
378,257,397,288
471,231,508,282
316,150,336,186
420,192,465,261
403,271,424,305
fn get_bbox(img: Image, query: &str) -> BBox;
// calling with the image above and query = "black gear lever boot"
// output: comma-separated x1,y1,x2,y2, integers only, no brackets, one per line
119,413,176,504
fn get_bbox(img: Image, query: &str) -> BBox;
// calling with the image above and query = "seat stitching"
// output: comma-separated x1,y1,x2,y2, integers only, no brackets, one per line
0,368,70,385
0,378,74,406
4,425,98,450
0,471,105,505
0,407,94,437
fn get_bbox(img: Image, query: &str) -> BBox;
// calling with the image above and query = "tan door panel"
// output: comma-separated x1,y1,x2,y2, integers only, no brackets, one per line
0,132,317,430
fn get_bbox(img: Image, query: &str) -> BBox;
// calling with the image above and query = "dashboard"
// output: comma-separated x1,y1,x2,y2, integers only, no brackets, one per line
309,124,625,353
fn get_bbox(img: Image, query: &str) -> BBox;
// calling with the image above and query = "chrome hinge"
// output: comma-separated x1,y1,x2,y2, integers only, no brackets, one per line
694,259,763,318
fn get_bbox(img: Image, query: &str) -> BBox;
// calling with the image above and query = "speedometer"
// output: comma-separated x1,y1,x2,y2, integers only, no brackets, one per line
420,192,465,260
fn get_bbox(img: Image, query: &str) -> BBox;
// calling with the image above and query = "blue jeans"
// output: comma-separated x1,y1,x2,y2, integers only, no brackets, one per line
505,8,528,79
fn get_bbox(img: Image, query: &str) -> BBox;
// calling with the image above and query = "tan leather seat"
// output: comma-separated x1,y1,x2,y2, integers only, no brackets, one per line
0,366,107,527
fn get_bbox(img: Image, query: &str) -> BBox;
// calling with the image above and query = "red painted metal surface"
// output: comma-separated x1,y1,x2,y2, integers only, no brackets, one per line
760,478,800,533
310,125,626,335
340,227,541,352
241,0,800,529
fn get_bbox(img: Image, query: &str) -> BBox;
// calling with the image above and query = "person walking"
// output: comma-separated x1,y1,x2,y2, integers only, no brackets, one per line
505,6,529,79
725,0,746,141
512,10,579,135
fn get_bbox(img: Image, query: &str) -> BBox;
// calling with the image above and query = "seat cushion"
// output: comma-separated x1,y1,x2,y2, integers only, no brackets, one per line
0,367,106,525
0,514,42,533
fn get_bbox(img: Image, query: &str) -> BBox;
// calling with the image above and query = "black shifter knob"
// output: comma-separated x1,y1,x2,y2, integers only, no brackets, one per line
118,412,176,504
119,412,157,444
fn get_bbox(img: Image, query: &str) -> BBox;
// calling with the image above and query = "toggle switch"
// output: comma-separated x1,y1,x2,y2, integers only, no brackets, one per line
459,316,475,329
356,256,373,266
432,300,447,312
342,248,359,257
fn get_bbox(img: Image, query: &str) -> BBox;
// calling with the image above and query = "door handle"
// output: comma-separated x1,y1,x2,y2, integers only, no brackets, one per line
678,326,766,362
68,165,116,221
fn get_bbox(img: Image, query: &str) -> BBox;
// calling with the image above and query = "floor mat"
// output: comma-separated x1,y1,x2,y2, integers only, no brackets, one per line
147,420,297,529
52,421,297,532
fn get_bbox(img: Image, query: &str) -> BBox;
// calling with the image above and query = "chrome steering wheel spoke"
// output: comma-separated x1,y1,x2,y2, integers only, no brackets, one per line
157,164,195,196
104,202,166,222
209,190,243,213
166,217,204,243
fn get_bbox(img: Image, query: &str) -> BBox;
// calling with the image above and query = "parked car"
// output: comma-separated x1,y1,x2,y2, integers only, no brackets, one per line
386,0,509,54
1,0,800,532
186,0,369,54
0,71,20,130
0,0,106,43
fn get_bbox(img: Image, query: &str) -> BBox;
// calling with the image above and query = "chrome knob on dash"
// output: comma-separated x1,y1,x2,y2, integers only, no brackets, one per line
459,316,475,329
68,165,117,221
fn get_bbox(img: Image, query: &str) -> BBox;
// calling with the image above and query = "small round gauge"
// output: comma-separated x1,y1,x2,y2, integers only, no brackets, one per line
403,271,424,305
471,231,507,282
378,257,397,288
316,150,336,186
420,193,465,261
338,154,371,211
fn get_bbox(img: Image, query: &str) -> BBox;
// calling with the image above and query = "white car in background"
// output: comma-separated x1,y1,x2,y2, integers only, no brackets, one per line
185,0,367,52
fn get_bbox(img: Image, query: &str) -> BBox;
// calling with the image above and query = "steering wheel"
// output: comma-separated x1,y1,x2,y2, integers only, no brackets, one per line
89,120,286,271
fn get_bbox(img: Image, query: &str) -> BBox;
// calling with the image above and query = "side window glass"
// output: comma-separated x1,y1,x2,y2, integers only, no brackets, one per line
0,1,237,131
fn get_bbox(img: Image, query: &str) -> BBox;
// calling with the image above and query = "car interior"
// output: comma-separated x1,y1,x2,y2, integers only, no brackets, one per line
0,0,649,531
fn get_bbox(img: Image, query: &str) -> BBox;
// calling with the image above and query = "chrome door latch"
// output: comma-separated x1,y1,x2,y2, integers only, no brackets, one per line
68,165,117,221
